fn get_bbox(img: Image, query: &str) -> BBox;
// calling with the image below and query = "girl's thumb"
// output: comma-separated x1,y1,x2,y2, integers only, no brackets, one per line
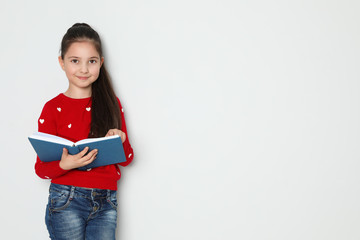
63,148,68,155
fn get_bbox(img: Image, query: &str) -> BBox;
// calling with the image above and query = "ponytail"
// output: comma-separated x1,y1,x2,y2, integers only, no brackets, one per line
89,64,121,137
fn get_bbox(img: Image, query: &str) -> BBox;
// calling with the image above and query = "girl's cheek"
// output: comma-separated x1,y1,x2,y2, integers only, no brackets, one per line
91,68,101,75
89,64,100,71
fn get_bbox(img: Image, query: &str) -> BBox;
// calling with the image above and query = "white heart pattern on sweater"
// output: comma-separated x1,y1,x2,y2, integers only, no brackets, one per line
39,119,44,124
86,107,91,111
57,107,61,112
68,124,72,128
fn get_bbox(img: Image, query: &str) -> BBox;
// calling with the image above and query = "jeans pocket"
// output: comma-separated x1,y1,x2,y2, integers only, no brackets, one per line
107,191,118,210
48,189,72,212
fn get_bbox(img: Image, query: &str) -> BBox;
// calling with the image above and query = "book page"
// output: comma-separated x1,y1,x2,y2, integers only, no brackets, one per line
75,135,120,145
30,132,74,146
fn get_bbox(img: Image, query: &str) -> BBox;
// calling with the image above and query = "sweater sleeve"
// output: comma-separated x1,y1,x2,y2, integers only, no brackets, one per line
34,102,70,179
117,97,134,167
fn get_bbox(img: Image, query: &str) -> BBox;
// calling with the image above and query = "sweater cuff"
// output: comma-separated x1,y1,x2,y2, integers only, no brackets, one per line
51,161,70,178
119,146,134,167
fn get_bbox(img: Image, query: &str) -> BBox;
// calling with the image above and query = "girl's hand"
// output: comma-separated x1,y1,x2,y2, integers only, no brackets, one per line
105,129,126,143
59,147,98,170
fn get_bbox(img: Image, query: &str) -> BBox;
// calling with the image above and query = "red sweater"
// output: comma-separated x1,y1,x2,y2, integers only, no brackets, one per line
34,93,134,190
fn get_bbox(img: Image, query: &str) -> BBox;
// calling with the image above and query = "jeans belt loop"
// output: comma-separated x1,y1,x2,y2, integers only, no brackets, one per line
69,186,75,200
107,190,110,199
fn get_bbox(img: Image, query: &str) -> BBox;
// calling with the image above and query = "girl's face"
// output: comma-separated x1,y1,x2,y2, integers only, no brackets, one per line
58,41,104,93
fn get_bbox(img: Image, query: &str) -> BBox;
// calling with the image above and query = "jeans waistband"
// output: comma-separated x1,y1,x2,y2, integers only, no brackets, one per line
49,183,115,198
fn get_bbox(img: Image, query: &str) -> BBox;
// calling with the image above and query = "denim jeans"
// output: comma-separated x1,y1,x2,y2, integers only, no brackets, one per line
45,183,118,240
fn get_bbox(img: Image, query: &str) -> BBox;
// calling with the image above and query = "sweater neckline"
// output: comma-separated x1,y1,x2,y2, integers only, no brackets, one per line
60,93,91,102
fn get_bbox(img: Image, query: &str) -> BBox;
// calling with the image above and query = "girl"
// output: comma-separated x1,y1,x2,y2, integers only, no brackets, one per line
35,23,134,240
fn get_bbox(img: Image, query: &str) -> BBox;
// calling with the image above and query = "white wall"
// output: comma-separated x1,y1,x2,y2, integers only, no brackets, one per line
1,0,359,239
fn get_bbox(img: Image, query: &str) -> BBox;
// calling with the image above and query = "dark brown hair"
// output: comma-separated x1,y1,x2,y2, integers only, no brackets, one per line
60,23,121,137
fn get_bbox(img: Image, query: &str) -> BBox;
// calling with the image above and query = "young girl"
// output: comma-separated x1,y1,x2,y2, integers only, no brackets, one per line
35,23,134,240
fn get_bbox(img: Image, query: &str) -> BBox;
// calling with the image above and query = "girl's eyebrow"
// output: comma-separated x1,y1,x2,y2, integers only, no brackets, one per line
67,56,100,59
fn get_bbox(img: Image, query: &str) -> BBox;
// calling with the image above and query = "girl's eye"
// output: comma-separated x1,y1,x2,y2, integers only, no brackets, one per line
71,59,79,63
89,60,97,64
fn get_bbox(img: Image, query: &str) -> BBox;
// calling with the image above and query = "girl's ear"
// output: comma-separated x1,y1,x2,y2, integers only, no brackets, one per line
100,57,104,67
58,56,65,70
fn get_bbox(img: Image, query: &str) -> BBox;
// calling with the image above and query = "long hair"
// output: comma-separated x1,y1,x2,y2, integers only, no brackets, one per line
60,23,121,138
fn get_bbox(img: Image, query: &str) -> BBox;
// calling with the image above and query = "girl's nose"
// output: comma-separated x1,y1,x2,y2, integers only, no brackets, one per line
80,63,89,73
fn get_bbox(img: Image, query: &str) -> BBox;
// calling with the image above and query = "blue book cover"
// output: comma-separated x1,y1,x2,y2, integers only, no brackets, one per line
28,132,126,170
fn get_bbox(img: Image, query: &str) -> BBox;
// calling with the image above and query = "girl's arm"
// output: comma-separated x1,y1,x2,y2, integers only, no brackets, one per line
116,97,134,166
34,102,70,179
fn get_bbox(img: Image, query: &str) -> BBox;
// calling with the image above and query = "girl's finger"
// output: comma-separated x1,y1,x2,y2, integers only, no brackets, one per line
62,148,69,156
105,130,113,137
82,149,97,161
83,151,97,165
121,133,126,143
78,147,89,157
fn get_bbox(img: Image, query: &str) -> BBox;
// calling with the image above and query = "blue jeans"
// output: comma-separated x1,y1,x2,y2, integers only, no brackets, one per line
45,183,118,240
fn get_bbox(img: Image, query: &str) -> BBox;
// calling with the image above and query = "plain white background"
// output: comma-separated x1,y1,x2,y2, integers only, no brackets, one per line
0,0,359,239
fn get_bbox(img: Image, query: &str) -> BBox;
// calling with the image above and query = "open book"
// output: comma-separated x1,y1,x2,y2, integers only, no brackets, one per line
28,132,126,170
